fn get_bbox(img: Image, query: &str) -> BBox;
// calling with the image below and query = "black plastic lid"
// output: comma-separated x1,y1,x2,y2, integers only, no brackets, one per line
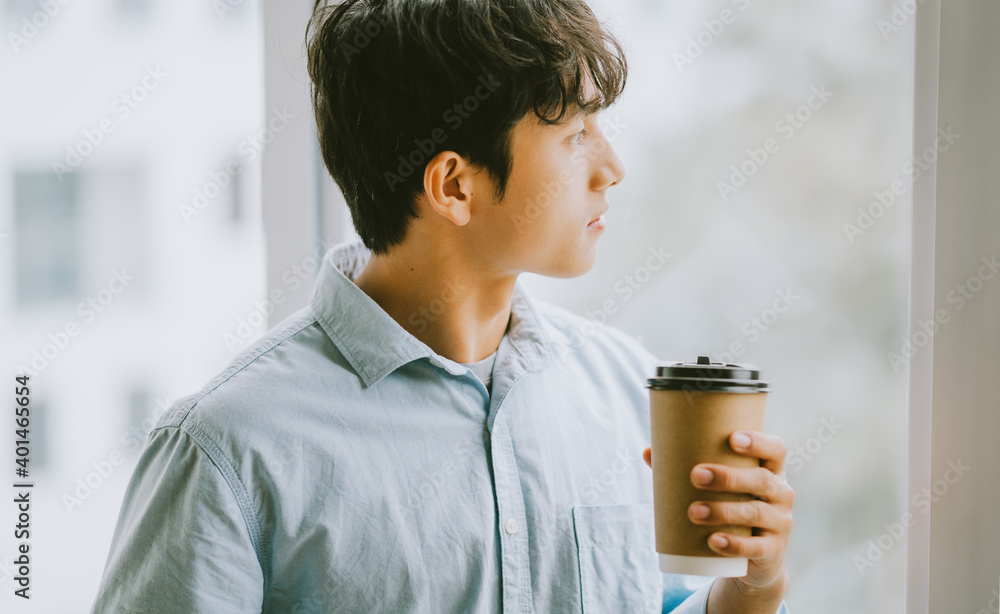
647,355,771,393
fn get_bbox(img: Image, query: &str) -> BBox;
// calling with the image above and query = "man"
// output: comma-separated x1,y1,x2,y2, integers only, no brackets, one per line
91,1,793,612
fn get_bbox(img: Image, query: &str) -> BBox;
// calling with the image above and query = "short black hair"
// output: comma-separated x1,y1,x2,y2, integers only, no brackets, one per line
306,0,627,255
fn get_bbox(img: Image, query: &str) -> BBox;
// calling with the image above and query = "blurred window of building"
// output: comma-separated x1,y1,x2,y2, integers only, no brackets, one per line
31,398,49,469
4,0,38,18
15,170,80,304
127,386,149,435
116,0,149,19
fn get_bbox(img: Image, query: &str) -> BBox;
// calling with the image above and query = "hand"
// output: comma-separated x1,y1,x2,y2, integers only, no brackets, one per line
642,431,794,596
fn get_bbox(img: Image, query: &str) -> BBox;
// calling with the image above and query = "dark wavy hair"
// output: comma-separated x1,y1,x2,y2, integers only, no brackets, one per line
306,0,627,255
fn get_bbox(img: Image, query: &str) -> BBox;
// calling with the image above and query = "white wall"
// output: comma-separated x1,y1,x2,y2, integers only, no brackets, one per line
263,0,343,325
921,0,1000,610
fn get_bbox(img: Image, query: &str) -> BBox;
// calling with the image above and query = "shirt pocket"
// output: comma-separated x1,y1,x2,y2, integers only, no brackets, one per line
572,503,663,614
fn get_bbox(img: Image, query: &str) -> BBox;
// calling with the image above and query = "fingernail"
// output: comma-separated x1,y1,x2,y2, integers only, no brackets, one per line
692,467,713,485
690,503,710,520
732,432,751,449
710,534,729,549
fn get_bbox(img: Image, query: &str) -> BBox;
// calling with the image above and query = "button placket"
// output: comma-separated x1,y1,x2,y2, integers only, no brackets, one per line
491,413,535,614
485,338,535,613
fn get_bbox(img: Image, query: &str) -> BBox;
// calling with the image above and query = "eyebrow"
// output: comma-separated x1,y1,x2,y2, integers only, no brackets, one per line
534,102,595,128
557,105,589,125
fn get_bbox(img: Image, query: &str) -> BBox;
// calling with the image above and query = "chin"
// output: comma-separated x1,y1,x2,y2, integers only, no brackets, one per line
544,249,599,279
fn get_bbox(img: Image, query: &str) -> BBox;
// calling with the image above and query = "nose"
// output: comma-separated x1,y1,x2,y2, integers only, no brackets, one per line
590,133,626,191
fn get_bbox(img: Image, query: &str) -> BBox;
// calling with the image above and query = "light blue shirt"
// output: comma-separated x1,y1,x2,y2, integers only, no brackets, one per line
91,240,790,613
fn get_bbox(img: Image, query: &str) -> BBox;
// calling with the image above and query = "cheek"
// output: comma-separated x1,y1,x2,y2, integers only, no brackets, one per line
502,142,590,231
503,178,558,229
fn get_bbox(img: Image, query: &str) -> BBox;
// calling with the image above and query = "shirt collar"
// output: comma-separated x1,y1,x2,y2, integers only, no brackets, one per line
309,240,553,388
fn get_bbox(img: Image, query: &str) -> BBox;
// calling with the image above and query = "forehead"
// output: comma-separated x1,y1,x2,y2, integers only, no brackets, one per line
579,69,599,102
563,69,601,122
518,68,603,130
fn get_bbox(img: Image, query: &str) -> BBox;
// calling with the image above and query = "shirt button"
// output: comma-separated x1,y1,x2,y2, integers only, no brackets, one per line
428,358,443,369
504,517,518,535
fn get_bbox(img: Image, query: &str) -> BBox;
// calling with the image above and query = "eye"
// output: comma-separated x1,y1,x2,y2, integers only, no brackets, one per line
570,128,589,145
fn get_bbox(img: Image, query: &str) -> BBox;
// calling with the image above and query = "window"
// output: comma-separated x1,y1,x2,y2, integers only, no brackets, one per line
115,0,149,19
271,1,949,611
4,1,265,609
15,171,80,304
30,399,49,469
14,167,146,307
4,0,38,18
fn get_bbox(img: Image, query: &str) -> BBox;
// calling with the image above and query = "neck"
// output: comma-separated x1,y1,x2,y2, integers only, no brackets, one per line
352,238,516,364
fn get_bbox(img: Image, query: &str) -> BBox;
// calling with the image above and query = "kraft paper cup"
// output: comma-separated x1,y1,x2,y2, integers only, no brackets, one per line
647,356,771,577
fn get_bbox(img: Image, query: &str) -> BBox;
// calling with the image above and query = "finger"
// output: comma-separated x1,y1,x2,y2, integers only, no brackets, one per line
687,499,792,533
729,431,787,475
706,531,785,561
690,464,794,505
643,447,651,469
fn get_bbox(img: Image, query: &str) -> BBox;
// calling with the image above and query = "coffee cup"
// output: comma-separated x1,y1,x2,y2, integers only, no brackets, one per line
647,356,771,577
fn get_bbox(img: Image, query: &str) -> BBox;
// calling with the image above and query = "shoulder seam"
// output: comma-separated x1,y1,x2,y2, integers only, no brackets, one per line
150,310,317,592
181,420,272,593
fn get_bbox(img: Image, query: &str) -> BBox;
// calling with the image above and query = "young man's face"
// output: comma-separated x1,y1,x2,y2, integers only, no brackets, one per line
466,103,626,279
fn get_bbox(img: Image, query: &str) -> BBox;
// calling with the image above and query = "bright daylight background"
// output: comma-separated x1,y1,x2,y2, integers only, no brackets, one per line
0,0,914,612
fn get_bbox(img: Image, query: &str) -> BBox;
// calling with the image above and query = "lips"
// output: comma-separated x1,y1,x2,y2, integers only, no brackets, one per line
589,208,609,225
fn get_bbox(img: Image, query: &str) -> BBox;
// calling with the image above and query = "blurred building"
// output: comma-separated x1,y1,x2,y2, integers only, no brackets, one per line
0,1,266,610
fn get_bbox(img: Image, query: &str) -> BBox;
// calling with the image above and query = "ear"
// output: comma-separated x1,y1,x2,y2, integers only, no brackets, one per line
423,151,477,227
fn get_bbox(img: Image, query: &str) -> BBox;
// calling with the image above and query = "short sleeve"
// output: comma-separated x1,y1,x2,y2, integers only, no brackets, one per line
663,577,714,613
663,576,792,613
90,426,264,613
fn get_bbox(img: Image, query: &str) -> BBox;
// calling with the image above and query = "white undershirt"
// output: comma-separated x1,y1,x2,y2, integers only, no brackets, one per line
460,349,498,395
